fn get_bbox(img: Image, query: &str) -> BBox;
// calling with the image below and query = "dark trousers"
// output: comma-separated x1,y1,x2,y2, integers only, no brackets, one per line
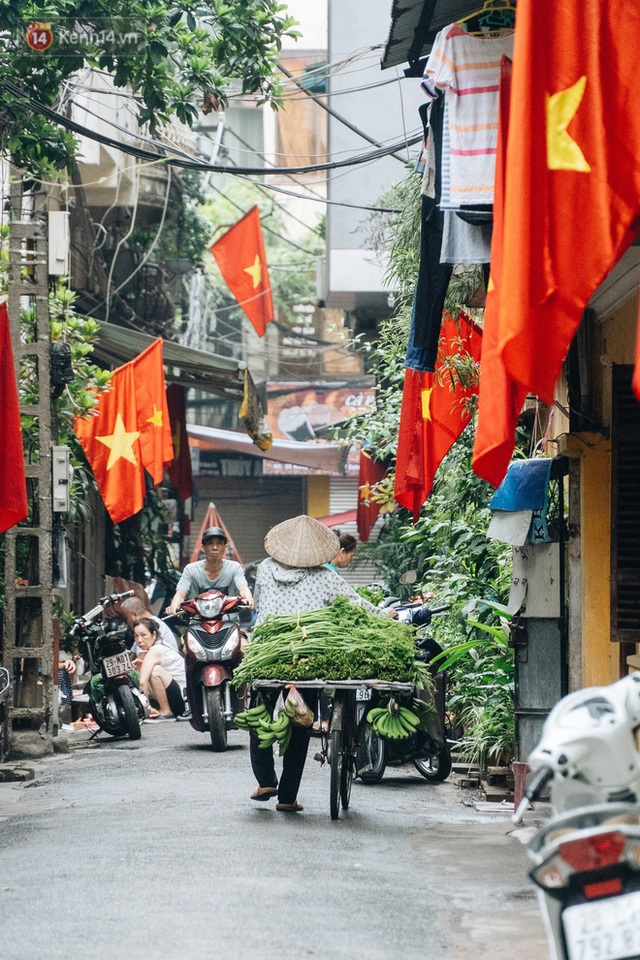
249,689,316,805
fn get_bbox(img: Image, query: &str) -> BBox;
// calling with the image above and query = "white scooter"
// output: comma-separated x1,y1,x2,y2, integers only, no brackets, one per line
514,674,640,960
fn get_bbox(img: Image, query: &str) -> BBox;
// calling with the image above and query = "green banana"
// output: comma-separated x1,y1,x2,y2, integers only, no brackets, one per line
245,703,269,716
366,707,387,724
234,714,250,729
398,707,420,728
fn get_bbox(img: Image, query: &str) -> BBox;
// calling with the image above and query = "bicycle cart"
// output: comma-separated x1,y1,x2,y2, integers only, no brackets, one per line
252,678,415,820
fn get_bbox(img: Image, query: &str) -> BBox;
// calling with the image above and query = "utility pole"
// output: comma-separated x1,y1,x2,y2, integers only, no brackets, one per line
1,177,54,758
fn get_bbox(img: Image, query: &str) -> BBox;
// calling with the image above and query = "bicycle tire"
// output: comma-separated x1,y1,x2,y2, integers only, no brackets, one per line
330,729,343,820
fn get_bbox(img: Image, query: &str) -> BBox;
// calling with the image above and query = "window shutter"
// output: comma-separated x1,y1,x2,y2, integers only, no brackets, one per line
611,366,640,642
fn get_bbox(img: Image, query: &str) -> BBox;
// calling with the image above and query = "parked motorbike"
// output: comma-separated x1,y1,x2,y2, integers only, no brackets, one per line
356,601,452,785
172,589,247,751
514,674,640,960
70,590,149,740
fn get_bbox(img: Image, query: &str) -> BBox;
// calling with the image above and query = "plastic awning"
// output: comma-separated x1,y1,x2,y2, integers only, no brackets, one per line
94,321,247,400
381,0,482,71
188,423,347,475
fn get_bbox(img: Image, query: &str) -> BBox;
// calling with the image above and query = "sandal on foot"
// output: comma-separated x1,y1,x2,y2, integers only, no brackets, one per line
251,786,278,802
276,801,304,813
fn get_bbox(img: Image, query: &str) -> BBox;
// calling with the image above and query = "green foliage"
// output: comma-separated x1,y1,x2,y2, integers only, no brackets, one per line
0,0,300,176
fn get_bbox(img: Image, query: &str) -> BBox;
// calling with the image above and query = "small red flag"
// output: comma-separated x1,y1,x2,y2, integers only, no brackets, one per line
496,0,640,411
210,206,274,337
0,301,28,533
132,338,173,487
472,57,528,487
356,450,386,542
395,313,482,521
166,384,193,501
74,362,145,524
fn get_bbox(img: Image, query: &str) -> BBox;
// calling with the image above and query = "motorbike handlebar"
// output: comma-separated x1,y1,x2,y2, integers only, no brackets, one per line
100,590,135,606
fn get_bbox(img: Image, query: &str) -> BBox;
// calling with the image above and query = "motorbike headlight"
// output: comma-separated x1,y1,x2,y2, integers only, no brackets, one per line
187,634,207,660
195,597,224,618
220,632,240,659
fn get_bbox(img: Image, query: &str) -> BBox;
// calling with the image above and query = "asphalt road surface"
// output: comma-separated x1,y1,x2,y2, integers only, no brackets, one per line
0,722,548,960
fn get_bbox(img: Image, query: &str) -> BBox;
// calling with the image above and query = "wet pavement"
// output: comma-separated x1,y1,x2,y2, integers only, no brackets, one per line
0,722,549,959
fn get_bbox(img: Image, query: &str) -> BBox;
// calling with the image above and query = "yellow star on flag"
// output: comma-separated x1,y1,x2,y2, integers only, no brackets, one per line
172,423,181,458
243,254,262,289
546,76,591,172
359,482,371,501
146,404,163,428
96,414,140,470
421,387,434,421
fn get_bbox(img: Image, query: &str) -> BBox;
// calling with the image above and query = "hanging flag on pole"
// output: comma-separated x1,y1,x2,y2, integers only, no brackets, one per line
0,301,28,534
395,313,482,522
472,57,528,487
166,384,193,501
356,449,386,542
74,362,145,524
494,0,640,428
210,206,274,337
132,338,173,487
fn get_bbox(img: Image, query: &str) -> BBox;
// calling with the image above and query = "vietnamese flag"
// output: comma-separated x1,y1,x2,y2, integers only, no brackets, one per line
210,206,274,337
395,313,482,521
74,362,145,524
132,338,173,486
357,449,386,542
473,57,528,487
0,301,28,533
166,384,193,500
496,0,640,414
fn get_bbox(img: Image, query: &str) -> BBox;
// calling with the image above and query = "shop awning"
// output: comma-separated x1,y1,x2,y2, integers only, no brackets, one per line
94,321,247,400
188,423,347,475
382,0,481,71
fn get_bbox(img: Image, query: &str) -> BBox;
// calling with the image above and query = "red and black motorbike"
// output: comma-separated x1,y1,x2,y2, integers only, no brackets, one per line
174,590,246,751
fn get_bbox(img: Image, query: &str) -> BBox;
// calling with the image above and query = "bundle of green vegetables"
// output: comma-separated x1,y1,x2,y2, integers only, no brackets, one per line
232,597,433,691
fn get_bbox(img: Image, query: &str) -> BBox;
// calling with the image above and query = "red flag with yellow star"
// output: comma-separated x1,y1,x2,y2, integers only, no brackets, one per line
132,338,173,487
496,0,640,414
472,57,528,487
357,449,386,542
74,362,145,524
395,313,482,521
166,384,192,500
210,206,274,337
0,301,28,533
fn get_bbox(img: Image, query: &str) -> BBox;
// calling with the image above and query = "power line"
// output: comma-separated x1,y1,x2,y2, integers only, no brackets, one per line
0,78,422,175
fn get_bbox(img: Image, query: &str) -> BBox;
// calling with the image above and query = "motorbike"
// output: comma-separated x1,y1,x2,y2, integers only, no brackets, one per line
173,589,247,751
514,673,640,960
355,601,452,785
70,590,149,740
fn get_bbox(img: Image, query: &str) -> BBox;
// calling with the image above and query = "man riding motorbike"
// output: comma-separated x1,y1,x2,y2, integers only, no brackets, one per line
165,527,254,615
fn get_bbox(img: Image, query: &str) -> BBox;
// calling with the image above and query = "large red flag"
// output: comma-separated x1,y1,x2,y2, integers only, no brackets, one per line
74,362,145,524
473,57,528,487
166,384,193,501
497,0,640,411
210,206,274,337
132,338,173,486
0,301,28,533
356,449,386,542
395,313,482,521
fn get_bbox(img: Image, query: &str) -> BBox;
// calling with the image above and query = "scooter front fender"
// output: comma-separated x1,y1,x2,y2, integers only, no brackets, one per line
202,664,232,687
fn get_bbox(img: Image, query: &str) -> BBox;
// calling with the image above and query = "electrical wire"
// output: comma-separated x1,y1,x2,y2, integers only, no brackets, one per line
0,78,422,175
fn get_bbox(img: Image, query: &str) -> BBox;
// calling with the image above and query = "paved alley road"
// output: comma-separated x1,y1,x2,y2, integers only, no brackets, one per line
0,723,548,960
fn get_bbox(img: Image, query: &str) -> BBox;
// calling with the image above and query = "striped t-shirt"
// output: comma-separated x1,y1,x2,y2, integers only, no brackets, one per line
422,24,514,207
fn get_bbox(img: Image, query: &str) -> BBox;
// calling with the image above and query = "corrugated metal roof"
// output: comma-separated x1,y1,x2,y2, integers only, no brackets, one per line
94,320,246,399
381,0,484,70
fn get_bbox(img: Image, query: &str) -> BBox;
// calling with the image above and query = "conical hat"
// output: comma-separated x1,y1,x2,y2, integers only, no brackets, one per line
264,515,340,568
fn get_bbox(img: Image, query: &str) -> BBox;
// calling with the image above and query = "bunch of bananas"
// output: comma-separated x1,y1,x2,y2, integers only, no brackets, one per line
366,699,422,740
234,701,270,731
234,703,292,755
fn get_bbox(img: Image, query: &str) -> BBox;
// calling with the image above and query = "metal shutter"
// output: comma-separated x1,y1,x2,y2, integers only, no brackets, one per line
329,477,380,589
611,366,640,642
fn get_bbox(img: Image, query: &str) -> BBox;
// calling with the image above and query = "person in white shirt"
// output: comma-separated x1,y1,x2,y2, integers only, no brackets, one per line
133,618,186,721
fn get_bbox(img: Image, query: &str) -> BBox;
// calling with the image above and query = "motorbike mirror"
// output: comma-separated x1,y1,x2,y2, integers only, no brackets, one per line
399,570,417,585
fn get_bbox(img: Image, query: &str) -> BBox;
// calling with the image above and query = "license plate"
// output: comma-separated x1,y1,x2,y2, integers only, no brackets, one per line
103,651,132,679
355,686,372,701
563,890,640,960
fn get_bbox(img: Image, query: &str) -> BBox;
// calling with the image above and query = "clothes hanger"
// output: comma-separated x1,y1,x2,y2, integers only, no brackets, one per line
457,0,515,35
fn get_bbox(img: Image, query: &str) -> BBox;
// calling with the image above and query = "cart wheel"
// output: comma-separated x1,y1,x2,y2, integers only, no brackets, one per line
340,745,353,809
330,729,343,820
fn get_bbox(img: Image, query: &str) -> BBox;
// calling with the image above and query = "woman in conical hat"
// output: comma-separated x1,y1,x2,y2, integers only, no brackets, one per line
249,515,393,814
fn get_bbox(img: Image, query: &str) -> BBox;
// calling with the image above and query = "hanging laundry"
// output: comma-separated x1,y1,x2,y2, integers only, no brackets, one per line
422,22,514,211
